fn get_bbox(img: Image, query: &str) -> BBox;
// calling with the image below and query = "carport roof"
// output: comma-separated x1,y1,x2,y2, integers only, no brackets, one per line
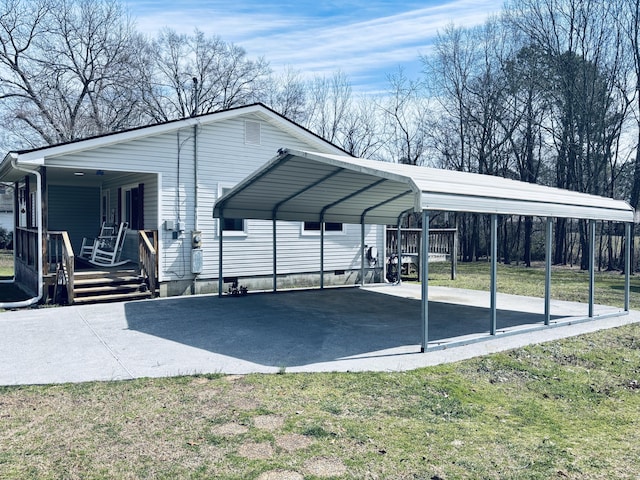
213,149,634,224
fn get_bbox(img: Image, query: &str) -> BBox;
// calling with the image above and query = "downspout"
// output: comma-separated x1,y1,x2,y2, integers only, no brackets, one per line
192,77,200,294
0,158,43,308
192,120,199,295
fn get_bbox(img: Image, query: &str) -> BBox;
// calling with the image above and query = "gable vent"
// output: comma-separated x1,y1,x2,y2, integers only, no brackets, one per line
245,120,261,145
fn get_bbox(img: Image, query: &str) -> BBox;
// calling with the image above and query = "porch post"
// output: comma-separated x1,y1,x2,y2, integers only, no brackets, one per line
218,215,224,297
421,210,430,352
588,219,596,318
41,167,48,275
490,214,498,335
545,217,553,325
272,217,277,292
625,222,631,312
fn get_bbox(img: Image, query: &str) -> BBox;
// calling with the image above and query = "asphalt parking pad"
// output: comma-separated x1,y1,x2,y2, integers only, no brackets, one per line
123,288,423,369
123,287,567,369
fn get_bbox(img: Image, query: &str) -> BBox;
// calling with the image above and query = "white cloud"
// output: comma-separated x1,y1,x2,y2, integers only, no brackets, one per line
129,0,503,90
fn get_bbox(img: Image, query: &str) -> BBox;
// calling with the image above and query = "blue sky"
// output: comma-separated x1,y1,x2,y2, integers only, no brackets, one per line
126,0,504,93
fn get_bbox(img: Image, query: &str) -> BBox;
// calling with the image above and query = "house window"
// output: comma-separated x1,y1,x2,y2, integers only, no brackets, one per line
220,186,247,235
120,183,144,230
303,221,344,233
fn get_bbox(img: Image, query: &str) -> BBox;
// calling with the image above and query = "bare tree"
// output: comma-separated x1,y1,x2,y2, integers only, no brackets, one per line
140,28,271,121
304,71,352,145
506,0,631,268
260,66,307,125
339,95,385,158
378,68,430,166
0,0,145,147
618,0,640,271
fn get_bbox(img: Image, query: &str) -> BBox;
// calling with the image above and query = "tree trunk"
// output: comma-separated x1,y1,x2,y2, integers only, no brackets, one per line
554,217,567,264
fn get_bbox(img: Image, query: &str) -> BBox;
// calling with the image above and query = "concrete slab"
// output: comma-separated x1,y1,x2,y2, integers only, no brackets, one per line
0,285,637,385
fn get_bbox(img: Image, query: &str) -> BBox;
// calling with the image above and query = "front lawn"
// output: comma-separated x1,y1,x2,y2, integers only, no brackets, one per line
0,322,638,479
427,260,639,310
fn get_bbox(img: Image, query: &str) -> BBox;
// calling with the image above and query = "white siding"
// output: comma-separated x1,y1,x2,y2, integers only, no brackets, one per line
195,113,378,280
43,110,383,283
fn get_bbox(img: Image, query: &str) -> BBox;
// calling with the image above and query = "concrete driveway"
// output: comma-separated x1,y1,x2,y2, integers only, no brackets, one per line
1,285,638,385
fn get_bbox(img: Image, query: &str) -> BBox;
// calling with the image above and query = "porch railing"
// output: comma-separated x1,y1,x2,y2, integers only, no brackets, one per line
48,231,75,304
15,226,39,269
139,230,158,295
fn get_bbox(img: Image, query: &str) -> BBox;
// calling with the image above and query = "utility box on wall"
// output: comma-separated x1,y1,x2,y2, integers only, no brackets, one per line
191,248,203,274
191,230,203,274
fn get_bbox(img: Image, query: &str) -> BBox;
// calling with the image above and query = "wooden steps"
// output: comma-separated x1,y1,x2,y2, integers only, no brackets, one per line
71,269,154,305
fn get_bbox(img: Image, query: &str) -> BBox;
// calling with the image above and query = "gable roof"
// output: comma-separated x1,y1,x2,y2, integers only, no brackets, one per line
214,149,634,224
0,104,346,180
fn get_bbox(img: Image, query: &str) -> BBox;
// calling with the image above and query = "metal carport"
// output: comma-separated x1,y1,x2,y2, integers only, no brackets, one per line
213,148,635,351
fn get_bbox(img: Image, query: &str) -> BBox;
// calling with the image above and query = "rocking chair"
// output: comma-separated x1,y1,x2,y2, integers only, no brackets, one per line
80,221,130,267
80,222,116,259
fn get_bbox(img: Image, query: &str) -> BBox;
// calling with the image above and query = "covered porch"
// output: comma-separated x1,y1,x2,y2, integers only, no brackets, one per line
2,160,159,305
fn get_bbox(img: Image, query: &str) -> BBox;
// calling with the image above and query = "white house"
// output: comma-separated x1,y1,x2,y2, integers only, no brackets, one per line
0,104,384,305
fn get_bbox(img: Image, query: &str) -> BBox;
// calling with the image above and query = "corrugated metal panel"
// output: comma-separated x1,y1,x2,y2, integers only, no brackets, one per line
214,149,634,224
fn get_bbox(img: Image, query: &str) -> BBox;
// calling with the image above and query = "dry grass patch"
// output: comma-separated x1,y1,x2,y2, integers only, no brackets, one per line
256,471,304,480
237,441,275,460
254,414,286,431
275,433,313,453
304,457,347,477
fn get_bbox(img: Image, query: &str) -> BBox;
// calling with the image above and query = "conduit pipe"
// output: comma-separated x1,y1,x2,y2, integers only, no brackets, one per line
0,157,43,308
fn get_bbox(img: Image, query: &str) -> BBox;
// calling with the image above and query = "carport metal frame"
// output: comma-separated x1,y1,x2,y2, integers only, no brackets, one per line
215,149,635,352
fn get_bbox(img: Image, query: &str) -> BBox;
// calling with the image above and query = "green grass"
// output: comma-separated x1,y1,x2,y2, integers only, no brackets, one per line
0,324,639,479
0,250,31,305
426,260,639,310
0,249,13,277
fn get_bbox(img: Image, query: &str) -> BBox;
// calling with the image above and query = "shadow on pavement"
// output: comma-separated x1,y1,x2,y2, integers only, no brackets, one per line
124,288,557,368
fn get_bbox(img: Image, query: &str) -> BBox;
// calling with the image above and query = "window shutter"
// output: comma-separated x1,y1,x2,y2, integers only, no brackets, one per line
137,183,144,229
117,187,122,224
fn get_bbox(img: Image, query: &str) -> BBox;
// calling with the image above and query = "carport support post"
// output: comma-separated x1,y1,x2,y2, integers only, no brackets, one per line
218,215,224,297
360,219,366,286
589,219,596,318
272,217,277,292
490,214,497,335
545,218,553,325
396,213,403,285
320,219,325,289
625,222,631,312
421,210,430,352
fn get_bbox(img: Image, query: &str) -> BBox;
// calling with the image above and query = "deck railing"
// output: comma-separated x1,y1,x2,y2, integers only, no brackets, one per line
139,230,158,295
386,228,458,256
386,227,458,280
48,231,75,303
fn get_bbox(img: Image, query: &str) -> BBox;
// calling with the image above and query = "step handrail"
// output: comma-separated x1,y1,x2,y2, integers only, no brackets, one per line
48,231,75,304
138,230,157,296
